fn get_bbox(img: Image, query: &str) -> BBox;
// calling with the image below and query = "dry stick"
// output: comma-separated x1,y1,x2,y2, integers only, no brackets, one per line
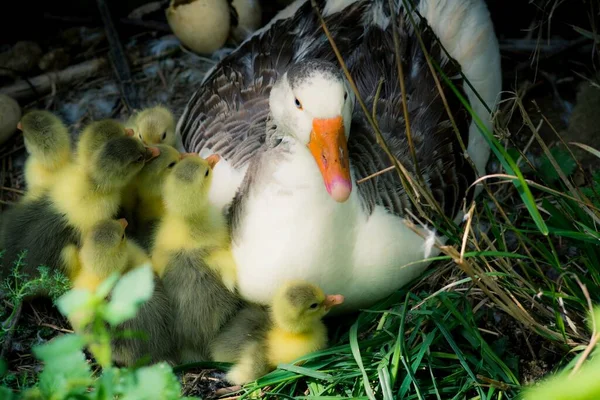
404,219,570,343
398,0,478,230
356,165,396,184
0,59,108,100
470,174,600,215
388,0,421,183
96,0,140,112
0,48,180,101
459,203,476,264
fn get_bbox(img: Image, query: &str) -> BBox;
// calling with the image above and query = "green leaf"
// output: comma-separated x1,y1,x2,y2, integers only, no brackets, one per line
538,146,577,183
56,288,94,319
104,264,154,326
96,272,121,299
32,334,86,362
120,363,182,400
33,334,91,399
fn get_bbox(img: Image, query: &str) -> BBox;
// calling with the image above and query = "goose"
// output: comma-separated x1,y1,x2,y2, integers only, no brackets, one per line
176,0,501,313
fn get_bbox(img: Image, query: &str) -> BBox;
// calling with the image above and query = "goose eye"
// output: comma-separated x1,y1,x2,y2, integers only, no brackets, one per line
294,98,302,110
344,92,348,101
168,162,176,168
205,169,209,177
162,132,167,141
271,136,283,148
309,303,318,309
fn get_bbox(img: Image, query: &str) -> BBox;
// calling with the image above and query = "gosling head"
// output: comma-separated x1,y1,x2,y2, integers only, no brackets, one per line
271,280,345,333
163,153,220,216
134,106,176,147
269,59,355,203
90,136,160,192
80,218,129,274
77,119,135,164
137,144,185,197
18,110,71,168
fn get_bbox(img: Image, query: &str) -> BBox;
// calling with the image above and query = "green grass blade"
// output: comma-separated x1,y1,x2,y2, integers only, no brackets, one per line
349,321,376,400
277,364,334,382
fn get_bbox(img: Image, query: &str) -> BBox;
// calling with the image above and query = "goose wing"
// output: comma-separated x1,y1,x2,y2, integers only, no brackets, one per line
178,0,366,169
347,9,476,219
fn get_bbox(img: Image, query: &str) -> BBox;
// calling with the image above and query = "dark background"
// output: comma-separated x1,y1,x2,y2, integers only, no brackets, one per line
0,0,594,46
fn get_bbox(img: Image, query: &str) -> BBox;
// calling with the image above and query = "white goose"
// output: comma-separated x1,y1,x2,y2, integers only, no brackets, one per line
176,0,501,313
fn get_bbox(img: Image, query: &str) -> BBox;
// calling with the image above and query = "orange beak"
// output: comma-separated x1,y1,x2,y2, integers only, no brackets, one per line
144,146,161,161
323,294,345,311
179,152,197,160
206,154,221,169
117,218,128,230
307,116,351,202
124,128,135,137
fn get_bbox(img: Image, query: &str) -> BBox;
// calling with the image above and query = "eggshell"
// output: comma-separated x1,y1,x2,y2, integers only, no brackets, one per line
166,0,231,54
231,0,262,43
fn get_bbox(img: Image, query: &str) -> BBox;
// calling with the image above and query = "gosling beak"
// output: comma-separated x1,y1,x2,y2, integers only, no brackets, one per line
144,146,161,161
179,152,197,160
124,128,135,137
117,218,128,229
323,294,345,311
307,116,351,202
206,154,221,169
17,121,22,131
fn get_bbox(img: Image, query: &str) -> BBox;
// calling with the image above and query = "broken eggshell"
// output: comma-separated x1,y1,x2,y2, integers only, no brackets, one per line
230,0,262,43
166,0,231,55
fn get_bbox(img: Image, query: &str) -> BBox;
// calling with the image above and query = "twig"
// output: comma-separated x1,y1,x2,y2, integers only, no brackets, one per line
356,166,395,184
459,203,476,264
0,59,107,100
0,48,179,101
1,186,24,195
96,0,140,112
39,323,74,334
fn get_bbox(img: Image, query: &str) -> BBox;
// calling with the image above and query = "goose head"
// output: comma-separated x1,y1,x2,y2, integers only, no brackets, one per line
269,59,356,202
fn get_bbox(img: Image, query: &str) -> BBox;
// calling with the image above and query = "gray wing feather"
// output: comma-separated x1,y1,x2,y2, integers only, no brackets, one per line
348,6,475,218
178,0,367,169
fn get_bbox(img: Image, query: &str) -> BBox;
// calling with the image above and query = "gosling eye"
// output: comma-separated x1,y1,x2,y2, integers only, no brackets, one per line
121,233,125,241
161,132,167,141
136,155,143,163
138,133,142,140
294,98,302,110
167,161,176,169
205,169,209,177
309,303,318,309
344,92,348,101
